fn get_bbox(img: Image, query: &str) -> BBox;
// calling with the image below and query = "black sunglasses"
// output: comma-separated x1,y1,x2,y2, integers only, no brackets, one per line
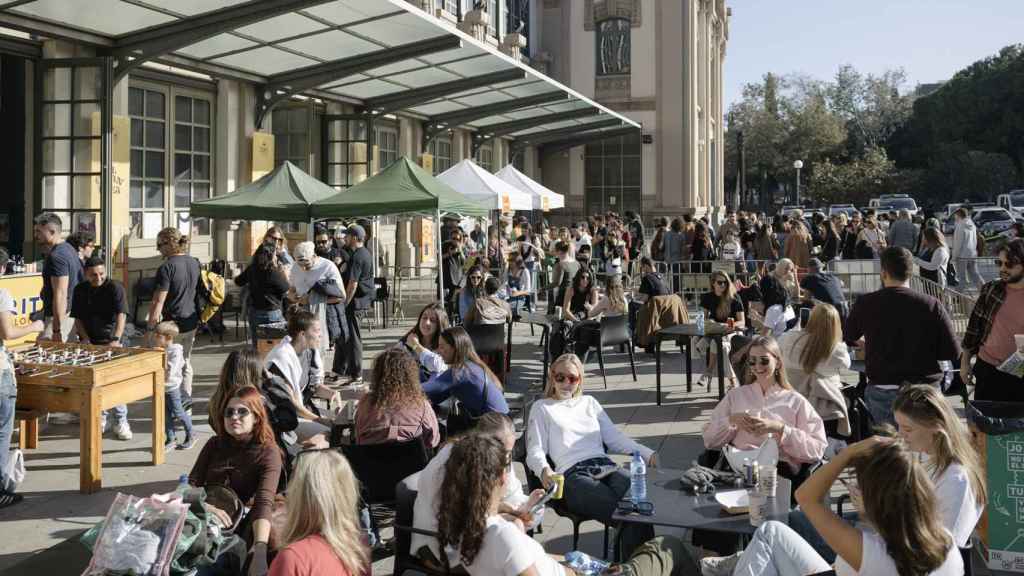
224,407,251,419
747,356,772,367
616,499,654,516
714,280,729,287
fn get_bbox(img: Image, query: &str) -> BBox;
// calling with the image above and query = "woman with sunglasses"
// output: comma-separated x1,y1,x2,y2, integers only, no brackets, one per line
209,348,299,450
264,226,294,267
269,450,369,576
701,438,962,576
423,327,509,419
190,386,283,576
702,336,826,479
458,264,486,321
561,268,599,321
403,302,451,382
748,275,796,338
526,353,657,558
697,271,745,389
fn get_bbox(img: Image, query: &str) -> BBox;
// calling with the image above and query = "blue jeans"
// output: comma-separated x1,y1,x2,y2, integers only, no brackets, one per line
249,308,284,347
864,386,900,428
788,508,859,564
564,456,654,559
0,366,16,493
733,521,831,576
165,387,193,441
101,404,128,427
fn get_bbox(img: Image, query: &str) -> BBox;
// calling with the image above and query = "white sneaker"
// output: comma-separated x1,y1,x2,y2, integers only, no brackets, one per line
114,422,133,441
99,416,109,434
700,552,742,576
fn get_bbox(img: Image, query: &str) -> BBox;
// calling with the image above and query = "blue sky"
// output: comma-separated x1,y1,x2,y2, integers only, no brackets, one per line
724,0,1024,109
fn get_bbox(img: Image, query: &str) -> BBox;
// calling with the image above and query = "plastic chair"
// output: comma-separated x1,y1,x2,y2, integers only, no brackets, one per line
339,434,433,525
374,276,389,329
393,473,452,576
578,314,637,389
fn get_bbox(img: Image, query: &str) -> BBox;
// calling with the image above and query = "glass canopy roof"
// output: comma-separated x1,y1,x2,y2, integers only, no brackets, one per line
0,0,639,139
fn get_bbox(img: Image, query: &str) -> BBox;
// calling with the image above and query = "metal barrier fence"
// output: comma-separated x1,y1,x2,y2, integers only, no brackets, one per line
391,265,439,323
909,275,977,341
628,259,773,299
826,259,881,297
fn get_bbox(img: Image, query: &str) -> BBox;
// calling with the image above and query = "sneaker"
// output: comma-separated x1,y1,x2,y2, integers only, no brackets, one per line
700,552,742,576
177,436,196,451
165,436,177,450
114,422,133,441
0,491,24,509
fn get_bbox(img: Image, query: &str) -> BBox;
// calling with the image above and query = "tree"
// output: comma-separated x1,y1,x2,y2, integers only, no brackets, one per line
807,146,897,206
828,65,914,157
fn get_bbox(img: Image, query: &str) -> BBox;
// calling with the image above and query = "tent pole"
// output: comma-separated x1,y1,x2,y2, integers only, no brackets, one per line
435,209,443,302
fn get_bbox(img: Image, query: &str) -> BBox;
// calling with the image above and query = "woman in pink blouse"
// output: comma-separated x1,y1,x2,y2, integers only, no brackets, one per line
702,335,827,475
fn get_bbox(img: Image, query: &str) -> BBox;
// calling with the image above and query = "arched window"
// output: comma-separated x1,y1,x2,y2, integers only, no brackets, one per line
596,18,631,76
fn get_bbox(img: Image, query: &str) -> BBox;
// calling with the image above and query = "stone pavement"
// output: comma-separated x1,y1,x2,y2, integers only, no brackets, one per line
0,314,982,575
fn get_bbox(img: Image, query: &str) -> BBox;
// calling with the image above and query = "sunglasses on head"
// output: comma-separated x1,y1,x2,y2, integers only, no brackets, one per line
554,372,580,384
747,356,772,367
224,406,251,419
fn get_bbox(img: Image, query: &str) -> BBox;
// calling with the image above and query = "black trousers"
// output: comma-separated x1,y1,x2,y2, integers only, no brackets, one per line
334,302,363,378
975,358,1024,402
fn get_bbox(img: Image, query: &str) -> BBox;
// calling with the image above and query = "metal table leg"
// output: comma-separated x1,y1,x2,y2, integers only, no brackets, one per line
655,336,663,406
716,336,727,400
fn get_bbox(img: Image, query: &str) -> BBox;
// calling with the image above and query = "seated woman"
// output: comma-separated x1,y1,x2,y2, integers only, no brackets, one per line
422,326,509,418
442,433,698,576
572,274,628,358
458,265,485,321
505,254,533,316
560,267,599,320
264,309,333,442
268,450,370,576
354,347,439,448
463,277,512,327
412,413,545,570
697,270,746,389
190,387,282,575
701,438,963,576
778,304,852,436
702,335,827,477
402,302,450,382
748,275,796,338
773,257,803,301
526,353,657,558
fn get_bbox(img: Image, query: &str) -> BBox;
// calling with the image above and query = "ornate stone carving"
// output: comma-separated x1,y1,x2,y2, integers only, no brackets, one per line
595,75,631,101
584,0,641,31
456,8,490,42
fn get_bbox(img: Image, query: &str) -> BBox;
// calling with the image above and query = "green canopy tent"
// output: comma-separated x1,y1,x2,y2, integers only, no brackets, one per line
189,160,338,222
312,156,490,298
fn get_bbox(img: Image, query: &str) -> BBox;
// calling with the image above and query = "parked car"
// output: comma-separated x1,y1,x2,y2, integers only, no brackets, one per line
942,206,1016,236
877,194,919,217
997,189,1024,219
828,204,858,219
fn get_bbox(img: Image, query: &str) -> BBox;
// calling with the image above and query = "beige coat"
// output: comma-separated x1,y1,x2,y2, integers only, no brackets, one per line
778,330,852,436
636,294,690,347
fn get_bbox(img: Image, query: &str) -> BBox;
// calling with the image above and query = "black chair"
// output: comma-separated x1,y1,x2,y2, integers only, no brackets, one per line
522,456,609,558
578,314,637,389
339,435,433,532
466,322,509,383
373,276,389,329
393,473,452,576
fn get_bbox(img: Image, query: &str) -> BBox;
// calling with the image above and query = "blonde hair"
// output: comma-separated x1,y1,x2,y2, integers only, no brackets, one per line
746,336,791,389
280,450,369,575
893,385,986,508
543,353,585,399
154,320,179,339
157,227,189,254
603,275,627,314
796,304,841,374
708,270,737,321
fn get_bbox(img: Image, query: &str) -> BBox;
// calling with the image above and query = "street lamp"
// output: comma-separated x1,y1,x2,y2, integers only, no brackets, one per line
793,159,804,206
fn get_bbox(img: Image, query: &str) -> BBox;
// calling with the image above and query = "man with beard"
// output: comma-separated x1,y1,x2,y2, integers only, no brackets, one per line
962,238,1024,401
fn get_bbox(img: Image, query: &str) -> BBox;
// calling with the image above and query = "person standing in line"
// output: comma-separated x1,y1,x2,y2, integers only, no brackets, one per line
914,228,951,289
845,247,960,426
147,227,200,409
34,212,83,343
962,238,1024,401
952,208,985,289
235,242,290,347
72,256,131,440
339,224,375,385
0,248,45,508
887,209,919,252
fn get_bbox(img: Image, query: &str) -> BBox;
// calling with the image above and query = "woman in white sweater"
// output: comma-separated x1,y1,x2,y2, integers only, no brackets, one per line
526,353,656,558
914,227,951,288
777,304,852,436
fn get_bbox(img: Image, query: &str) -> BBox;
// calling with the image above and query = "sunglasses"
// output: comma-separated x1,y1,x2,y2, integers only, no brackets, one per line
747,356,772,367
714,280,729,287
224,407,251,419
616,498,654,516
554,372,581,384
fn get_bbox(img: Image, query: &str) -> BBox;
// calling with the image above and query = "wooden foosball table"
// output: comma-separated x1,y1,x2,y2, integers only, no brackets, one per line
13,342,166,494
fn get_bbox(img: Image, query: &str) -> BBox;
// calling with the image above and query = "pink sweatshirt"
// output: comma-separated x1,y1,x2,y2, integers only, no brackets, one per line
702,382,827,468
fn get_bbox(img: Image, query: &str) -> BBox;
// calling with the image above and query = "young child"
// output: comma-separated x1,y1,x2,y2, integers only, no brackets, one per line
154,321,194,450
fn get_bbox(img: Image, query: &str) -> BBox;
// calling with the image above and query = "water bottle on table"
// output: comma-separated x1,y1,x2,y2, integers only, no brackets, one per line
630,451,647,504
695,310,705,335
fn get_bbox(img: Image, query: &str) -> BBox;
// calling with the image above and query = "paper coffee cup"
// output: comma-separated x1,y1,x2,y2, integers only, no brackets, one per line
1015,334,1024,352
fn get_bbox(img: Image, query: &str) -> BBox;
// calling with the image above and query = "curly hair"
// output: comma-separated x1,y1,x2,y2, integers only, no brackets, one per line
437,434,508,568
368,347,426,411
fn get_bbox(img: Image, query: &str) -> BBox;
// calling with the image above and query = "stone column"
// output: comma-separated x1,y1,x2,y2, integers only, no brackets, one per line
683,0,699,212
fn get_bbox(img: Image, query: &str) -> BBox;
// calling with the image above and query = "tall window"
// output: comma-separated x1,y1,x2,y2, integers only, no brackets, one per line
374,124,399,172
272,107,309,171
487,0,499,38
444,0,458,16
129,84,213,239
430,135,453,175
596,18,631,76
506,0,530,57
584,131,642,215
478,144,493,172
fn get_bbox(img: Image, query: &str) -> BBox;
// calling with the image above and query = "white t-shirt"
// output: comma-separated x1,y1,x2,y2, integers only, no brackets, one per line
835,529,962,576
453,516,563,576
932,461,983,547
764,304,795,338
412,444,532,560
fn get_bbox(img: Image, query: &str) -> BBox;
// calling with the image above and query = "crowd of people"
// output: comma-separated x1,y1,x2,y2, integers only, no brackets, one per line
0,205,1022,576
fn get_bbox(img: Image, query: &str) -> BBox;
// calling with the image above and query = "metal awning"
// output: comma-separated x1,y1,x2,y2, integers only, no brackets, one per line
0,0,639,141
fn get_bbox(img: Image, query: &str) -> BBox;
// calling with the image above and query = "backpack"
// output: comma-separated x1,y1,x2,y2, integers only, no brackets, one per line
194,260,226,324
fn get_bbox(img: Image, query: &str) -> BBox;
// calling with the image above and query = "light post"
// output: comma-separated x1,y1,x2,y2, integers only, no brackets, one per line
793,159,804,206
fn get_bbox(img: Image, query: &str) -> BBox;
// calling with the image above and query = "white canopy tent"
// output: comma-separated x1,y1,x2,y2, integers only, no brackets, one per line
494,164,565,211
437,159,534,212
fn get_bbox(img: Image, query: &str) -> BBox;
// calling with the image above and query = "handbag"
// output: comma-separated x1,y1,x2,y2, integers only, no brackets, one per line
946,260,959,287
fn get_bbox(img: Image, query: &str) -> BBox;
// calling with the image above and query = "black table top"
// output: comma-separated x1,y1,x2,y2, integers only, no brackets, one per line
519,311,557,326
612,468,792,534
656,323,737,338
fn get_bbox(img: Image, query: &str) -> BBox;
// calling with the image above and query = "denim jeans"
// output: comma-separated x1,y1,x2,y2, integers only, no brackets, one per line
100,404,128,427
732,521,831,576
956,258,985,289
563,456,654,559
165,387,193,441
0,365,16,493
788,508,859,564
248,308,284,348
174,330,196,402
864,385,900,428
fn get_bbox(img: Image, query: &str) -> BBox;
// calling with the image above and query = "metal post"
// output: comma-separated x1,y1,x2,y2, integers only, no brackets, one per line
795,167,801,206
102,57,114,272
435,209,443,302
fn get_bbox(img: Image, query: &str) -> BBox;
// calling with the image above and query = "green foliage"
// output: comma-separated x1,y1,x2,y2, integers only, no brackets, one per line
807,147,898,206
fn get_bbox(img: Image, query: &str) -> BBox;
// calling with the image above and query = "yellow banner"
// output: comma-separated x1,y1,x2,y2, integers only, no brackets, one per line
0,274,43,345
421,153,434,174
111,115,131,286
247,133,275,256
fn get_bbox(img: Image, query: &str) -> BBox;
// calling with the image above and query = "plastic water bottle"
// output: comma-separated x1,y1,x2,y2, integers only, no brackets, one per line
564,551,611,575
630,451,647,504
173,474,189,498
695,310,705,335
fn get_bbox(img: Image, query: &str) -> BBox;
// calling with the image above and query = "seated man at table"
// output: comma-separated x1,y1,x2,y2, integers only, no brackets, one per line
702,335,827,480
72,256,131,440
462,277,511,327
630,257,670,333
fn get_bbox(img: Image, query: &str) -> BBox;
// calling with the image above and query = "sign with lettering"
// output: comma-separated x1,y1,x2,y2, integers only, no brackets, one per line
0,274,43,345
987,433,1024,572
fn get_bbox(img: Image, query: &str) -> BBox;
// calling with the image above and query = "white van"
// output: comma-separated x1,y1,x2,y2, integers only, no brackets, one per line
997,190,1024,219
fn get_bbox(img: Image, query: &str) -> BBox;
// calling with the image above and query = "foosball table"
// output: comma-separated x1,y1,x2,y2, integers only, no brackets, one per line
13,342,167,494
